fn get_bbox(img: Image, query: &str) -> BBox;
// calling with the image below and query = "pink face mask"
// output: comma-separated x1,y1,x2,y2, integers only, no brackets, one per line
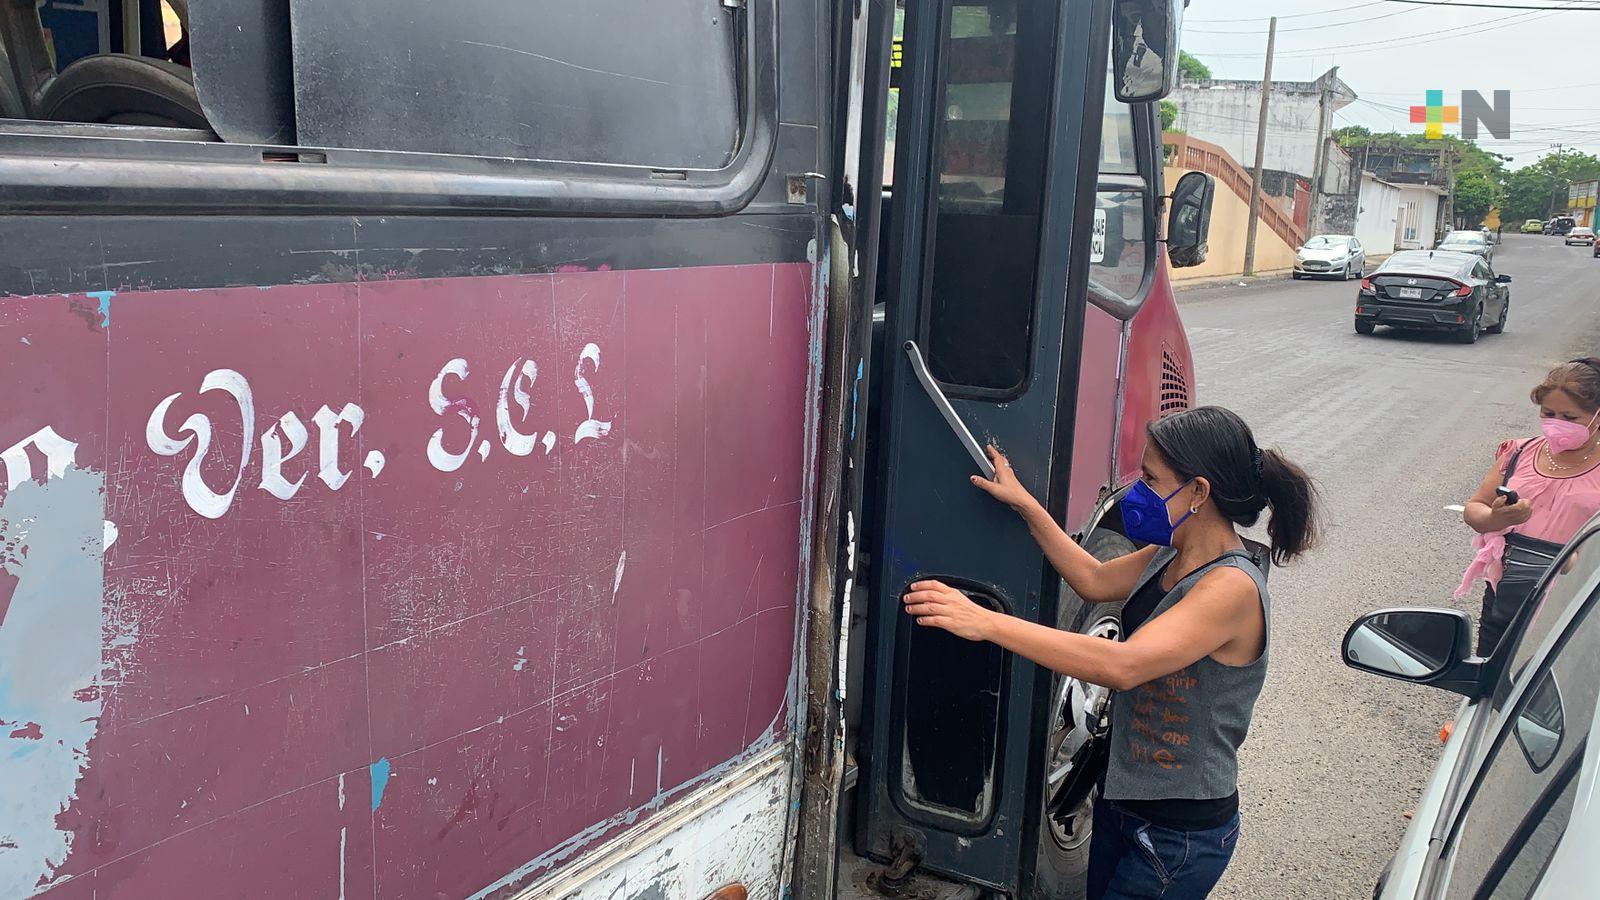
1543,411,1599,452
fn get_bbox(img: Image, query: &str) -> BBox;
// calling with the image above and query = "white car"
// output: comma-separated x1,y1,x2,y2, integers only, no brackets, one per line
1294,234,1366,280
1565,226,1595,247
1343,516,1600,899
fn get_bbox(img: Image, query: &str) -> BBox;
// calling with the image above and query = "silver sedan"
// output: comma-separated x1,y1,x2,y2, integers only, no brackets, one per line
1343,514,1600,900
1293,234,1367,281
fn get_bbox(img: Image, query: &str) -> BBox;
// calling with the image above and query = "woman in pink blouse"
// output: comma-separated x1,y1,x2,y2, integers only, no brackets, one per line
1459,358,1600,653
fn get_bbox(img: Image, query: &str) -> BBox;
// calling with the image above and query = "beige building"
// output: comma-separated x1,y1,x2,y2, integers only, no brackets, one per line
1569,180,1598,227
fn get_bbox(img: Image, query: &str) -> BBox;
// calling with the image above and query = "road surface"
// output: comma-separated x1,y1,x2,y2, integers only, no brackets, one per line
1179,233,1600,899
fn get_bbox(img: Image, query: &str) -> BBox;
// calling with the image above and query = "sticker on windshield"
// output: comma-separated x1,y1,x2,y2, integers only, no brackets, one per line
1091,208,1107,264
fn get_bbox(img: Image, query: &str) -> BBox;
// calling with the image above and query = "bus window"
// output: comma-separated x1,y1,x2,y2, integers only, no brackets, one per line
288,0,740,167
922,0,1053,395
0,0,748,172
884,1,904,188
1099,69,1138,175
1089,74,1153,311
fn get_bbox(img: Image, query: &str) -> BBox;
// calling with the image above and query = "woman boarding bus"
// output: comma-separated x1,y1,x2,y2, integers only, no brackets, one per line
0,0,1210,897
905,408,1318,898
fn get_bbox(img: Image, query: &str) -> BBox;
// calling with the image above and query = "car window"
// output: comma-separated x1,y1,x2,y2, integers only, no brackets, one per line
1444,588,1598,899
1492,526,1600,711
1381,252,1472,277
1475,260,1492,280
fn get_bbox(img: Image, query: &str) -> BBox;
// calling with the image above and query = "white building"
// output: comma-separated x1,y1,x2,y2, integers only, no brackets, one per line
1356,173,1446,255
1169,68,1356,182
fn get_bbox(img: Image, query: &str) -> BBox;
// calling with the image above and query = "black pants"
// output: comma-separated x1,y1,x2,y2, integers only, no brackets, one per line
1478,584,1515,657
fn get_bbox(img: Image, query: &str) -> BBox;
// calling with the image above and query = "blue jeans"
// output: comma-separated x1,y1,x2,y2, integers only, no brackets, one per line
1086,798,1240,899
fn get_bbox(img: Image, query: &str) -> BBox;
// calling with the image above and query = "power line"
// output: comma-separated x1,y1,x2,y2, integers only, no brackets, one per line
1354,97,1600,132
1383,0,1600,9
1186,7,1421,33
1185,0,1579,58
1362,80,1600,95
1185,1,1389,23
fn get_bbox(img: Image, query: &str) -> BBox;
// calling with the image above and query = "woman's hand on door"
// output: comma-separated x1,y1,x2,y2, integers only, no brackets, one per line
903,580,997,642
970,445,1036,512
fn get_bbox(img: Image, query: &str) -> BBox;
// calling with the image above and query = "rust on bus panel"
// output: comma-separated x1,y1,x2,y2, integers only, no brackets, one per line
0,262,812,898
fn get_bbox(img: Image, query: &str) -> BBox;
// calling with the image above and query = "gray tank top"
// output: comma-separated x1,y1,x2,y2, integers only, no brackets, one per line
1102,547,1271,802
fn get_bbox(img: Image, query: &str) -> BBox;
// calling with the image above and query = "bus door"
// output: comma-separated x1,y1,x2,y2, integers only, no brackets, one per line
854,0,1107,890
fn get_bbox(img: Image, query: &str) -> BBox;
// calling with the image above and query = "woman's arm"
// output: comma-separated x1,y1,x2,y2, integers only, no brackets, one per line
1464,456,1533,534
902,570,1261,691
972,447,1156,604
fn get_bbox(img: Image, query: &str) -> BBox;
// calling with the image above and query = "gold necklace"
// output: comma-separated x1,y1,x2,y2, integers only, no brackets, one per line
1544,442,1598,472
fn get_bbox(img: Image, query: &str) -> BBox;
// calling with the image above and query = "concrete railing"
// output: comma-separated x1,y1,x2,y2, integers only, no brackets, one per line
1163,133,1306,251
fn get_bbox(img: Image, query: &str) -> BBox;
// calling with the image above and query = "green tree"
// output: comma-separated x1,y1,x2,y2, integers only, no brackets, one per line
1496,151,1600,222
1502,167,1558,222
1178,51,1211,82
1159,99,1179,132
1452,169,1502,226
1531,150,1600,185
1332,125,1371,146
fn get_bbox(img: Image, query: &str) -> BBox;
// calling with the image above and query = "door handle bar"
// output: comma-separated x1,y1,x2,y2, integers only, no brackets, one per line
903,340,996,480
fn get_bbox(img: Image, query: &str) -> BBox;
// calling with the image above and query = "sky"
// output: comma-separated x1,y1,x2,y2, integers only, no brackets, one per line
1179,0,1600,167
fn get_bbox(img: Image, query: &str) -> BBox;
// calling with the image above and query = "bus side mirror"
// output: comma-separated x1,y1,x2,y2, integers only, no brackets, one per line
1111,0,1183,102
1166,171,1213,268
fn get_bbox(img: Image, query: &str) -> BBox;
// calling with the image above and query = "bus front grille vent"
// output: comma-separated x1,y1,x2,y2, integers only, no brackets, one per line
1159,346,1191,415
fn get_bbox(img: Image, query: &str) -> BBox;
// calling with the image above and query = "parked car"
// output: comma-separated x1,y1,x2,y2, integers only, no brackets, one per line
1354,249,1510,343
1566,226,1595,246
1343,514,1600,900
1437,229,1495,264
1545,215,1577,236
1294,234,1367,280
1524,218,1547,233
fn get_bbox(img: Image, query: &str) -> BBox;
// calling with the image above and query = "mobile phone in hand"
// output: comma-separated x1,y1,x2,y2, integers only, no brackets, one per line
1496,486,1520,506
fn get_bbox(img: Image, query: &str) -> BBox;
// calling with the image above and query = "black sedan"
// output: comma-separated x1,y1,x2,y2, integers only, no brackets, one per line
1354,250,1511,344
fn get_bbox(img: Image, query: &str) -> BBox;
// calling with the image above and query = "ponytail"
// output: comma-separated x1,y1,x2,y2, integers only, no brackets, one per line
1147,406,1320,566
1258,447,1318,565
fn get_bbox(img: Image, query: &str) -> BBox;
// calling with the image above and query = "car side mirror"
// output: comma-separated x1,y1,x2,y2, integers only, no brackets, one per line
1111,0,1183,102
1165,171,1213,268
1342,608,1484,697
1496,274,1512,284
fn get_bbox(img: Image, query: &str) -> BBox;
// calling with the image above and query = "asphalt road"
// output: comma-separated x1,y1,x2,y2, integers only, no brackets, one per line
1177,233,1600,899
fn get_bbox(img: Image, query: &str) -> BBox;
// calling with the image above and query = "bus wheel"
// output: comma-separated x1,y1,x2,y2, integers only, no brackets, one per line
1032,528,1132,898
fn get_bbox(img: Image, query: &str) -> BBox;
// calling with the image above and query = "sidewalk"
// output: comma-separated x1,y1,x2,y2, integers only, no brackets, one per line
1171,251,1396,295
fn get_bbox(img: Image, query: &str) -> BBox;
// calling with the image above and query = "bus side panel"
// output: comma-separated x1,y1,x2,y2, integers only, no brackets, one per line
0,259,811,899
1065,303,1125,532
1116,254,1192,485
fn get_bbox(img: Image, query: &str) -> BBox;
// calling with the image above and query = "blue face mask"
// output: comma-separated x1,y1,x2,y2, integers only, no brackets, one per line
1120,479,1196,547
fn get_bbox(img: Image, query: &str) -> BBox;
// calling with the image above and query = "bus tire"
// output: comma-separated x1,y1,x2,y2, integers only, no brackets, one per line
1032,527,1134,899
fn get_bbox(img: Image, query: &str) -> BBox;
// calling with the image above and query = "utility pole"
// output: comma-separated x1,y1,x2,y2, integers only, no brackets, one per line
1441,144,1455,233
1244,16,1277,277
1548,143,1567,218
1309,65,1337,236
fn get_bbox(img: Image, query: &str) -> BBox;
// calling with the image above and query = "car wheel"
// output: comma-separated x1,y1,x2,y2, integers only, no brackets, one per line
1292,271,1303,280
1355,319,1376,335
1455,308,1482,344
1486,297,1508,334
1032,528,1133,900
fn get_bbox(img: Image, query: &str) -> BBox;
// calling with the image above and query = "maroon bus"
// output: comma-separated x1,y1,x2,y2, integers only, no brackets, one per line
0,0,1212,897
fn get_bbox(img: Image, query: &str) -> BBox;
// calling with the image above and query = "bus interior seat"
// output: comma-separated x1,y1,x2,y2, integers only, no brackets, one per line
0,33,24,118
36,52,212,131
0,0,215,136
